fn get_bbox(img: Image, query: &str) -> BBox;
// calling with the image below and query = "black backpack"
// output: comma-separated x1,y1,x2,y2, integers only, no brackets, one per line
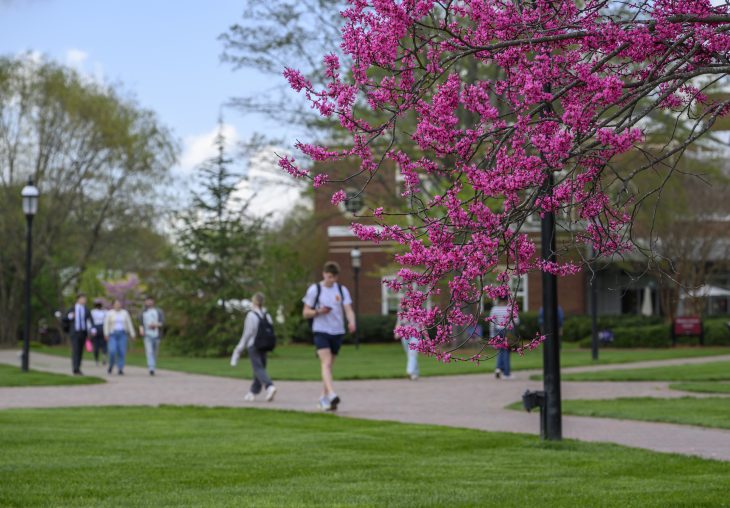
60,308,73,333
253,310,276,352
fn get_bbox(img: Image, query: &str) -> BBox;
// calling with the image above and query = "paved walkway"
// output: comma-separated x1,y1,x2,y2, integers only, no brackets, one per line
1,351,729,462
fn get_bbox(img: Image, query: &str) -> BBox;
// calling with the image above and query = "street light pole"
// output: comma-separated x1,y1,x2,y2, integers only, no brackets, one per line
539,80,562,440
588,243,599,361
540,177,562,441
21,179,39,372
350,248,361,349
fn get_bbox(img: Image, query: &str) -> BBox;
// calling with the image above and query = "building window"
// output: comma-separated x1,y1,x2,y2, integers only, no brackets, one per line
482,273,529,312
381,276,432,315
381,276,401,315
509,274,529,311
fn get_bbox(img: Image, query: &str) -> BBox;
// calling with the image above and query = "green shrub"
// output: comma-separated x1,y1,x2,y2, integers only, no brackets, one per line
575,319,730,348
578,324,670,348
516,312,540,339
291,317,313,344
354,314,398,343
564,315,664,342
704,319,730,346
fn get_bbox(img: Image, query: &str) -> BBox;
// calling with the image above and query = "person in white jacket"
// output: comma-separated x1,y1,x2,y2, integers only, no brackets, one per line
230,292,277,402
103,299,136,375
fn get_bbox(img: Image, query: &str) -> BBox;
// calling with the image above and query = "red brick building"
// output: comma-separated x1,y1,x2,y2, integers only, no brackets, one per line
313,160,592,318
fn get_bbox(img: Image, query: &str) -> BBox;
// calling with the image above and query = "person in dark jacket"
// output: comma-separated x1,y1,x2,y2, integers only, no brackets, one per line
63,293,91,375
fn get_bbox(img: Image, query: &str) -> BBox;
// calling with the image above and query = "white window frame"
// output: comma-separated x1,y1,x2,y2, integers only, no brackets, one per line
481,272,529,312
381,276,432,315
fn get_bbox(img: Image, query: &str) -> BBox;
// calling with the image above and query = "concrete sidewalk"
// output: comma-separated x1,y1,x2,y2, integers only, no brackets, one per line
1,350,729,462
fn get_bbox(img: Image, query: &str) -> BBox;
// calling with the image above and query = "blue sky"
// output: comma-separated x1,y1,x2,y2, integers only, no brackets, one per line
0,0,295,175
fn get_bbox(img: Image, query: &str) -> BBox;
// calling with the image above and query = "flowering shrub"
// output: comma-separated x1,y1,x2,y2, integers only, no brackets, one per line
281,0,730,361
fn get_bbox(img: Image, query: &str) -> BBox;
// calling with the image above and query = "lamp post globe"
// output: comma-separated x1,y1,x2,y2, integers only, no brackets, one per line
350,248,361,349
21,178,39,372
21,181,40,216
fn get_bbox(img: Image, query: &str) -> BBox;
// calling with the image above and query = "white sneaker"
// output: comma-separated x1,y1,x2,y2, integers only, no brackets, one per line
243,392,255,402
502,374,513,380
265,385,277,402
409,374,419,381
495,369,502,379
318,396,331,411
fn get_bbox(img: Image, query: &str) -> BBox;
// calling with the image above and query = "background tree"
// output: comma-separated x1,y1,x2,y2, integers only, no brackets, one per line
102,273,146,315
0,55,177,346
163,123,265,356
220,0,347,142
279,1,730,360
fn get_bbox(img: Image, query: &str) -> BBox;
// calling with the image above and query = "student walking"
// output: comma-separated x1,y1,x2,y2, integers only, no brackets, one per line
138,296,164,376
103,299,136,375
90,300,108,366
491,297,519,380
395,315,421,380
302,261,356,411
230,292,277,402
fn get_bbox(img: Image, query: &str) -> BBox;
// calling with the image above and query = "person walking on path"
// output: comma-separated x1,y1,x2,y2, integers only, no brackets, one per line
103,299,136,375
64,293,91,375
230,292,277,402
302,261,356,411
394,315,422,380
490,296,519,380
138,296,164,376
90,300,108,366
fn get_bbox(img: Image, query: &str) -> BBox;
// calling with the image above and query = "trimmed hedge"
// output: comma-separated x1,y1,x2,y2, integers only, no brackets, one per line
516,312,540,340
705,319,730,346
291,311,730,347
576,318,730,348
563,315,664,342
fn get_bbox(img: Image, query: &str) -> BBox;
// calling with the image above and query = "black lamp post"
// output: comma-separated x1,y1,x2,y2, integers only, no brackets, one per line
350,248,361,349
21,179,39,372
539,81,562,440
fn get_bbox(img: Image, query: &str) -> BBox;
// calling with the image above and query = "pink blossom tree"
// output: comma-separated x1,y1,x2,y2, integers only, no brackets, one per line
102,273,145,315
281,0,730,361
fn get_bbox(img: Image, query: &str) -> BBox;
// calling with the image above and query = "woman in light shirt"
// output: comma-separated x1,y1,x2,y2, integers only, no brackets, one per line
103,299,136,375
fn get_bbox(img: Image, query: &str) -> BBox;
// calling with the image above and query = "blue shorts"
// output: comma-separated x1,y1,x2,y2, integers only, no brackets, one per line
313,332,344,355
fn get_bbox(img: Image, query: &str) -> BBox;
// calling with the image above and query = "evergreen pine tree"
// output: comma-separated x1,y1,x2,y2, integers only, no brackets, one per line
168,120,264,355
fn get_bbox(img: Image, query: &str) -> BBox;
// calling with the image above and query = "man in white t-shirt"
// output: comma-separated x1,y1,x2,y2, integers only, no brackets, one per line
302,261,356,411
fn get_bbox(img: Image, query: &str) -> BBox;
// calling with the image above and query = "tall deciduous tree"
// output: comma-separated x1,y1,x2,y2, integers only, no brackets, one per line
280,1,730,360
220,0,347,141
0,55,177,346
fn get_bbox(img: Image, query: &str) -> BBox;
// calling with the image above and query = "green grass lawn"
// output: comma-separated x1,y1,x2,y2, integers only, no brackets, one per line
558,361,730,383
0,363,104,387
33,343,730,381
669,382,730,394
558,397,730,430
0,407,728,507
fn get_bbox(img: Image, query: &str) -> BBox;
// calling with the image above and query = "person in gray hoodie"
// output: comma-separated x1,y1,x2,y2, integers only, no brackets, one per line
230,292,277,402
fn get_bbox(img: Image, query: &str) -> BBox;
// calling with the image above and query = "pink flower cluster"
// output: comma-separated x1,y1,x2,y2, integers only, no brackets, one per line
282,0,730,361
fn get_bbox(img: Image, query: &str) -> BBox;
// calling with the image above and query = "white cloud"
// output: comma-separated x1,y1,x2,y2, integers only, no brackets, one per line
178,123,239,173
230,145,312,225
65,48,88,70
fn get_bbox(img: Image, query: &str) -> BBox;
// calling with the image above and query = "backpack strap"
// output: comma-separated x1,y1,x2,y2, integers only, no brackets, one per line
337,283,347,323
313,283,322,309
